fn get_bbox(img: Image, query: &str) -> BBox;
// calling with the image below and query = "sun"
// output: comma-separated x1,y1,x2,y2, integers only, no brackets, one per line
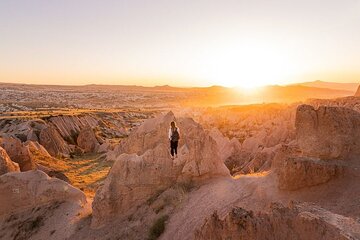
197,41,300,89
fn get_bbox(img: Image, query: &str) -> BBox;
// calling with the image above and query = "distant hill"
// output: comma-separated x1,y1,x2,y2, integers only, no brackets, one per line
0,81,355,106
252,85,353,103
295,80,359,92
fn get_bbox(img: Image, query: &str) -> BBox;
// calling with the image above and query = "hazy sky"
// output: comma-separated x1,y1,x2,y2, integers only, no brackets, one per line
0,0,359,87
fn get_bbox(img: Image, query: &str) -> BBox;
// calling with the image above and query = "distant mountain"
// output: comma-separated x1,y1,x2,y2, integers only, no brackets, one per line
295,80,359,92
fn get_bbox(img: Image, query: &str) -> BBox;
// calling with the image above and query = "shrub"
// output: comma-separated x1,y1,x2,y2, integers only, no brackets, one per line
148,215,169,240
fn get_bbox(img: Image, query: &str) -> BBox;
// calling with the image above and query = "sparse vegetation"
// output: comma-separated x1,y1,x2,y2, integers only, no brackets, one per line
147,189,166,205
148,215,169,240
176,180,195,193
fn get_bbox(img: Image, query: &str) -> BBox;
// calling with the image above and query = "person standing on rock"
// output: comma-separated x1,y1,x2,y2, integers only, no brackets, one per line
169,121,180,159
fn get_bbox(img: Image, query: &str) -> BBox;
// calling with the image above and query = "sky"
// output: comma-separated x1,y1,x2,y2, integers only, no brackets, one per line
0,0,360,88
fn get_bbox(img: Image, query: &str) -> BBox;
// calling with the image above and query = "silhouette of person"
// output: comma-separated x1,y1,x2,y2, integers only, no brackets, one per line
168,121,180,159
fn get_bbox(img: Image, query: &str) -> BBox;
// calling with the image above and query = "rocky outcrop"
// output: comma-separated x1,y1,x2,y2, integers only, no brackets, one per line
0,147,20,175
195,203,360,240
25,140,52,157
77,127,99,153
39,126,71,157
208,128,241,162
109,111,175,157
296,104,360,159
277,156,344,190
0,119,46,143
92,113,230,227
92,144,180,227
240,145,281,173
355,85,360,97
49,115,99,141
36,164,71,183
0,136,36,171
0,170,86,216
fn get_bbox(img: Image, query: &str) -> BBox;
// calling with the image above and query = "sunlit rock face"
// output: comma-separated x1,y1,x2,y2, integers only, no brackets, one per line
355,85,360,97
48,115,99,141
77,126,99,153
0,136,36,171
295,104,360,159
39,126,71,157
0,146,20,175
0,170,86,216
92,112,230,227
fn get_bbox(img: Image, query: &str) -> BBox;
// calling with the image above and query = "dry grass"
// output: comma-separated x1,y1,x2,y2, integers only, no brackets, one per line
34,153,113,199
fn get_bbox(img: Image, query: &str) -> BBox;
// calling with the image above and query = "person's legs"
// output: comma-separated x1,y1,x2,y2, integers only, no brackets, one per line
170,141,175,158
174,141,178,157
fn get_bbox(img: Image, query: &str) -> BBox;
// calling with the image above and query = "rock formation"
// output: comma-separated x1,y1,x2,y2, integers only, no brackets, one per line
25,140,52,159
277,156,344,190
272,104,360,190
39,126,71,157
109,111,175,157
77,126,100,153
296,104,360,159
0,136,36,171
0,146,20,175
92,113,230,227
355,85,360,97
195,203,360,240
0,170,86,216
208,128,241,162
49,115,99,141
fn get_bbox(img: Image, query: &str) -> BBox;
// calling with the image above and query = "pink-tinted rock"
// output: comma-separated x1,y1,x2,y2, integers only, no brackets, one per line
277,156,344,190
355,85,360,97
92,113,230,227
295,104,360,159
0,136,36,171
0,170,86,216
39,127,71,157
0,147,20,175
195,203,359,240
77,127,99,153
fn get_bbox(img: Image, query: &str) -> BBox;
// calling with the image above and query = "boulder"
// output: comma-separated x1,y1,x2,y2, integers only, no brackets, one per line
36,164,71,183
0,136,36,171
77,127,100,153
97,139,114,153
0,147,20,175
277,156,344,190
295,104,360,159
39,126,71,157
0,170,86,216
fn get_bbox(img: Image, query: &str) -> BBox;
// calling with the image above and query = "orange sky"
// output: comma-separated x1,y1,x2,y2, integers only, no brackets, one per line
0,0,360,88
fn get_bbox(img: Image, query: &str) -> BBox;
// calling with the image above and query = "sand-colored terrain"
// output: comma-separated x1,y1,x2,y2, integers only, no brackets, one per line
0,83,359,239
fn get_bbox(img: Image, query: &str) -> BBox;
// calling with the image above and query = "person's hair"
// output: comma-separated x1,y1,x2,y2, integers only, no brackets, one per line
170,121,176,129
